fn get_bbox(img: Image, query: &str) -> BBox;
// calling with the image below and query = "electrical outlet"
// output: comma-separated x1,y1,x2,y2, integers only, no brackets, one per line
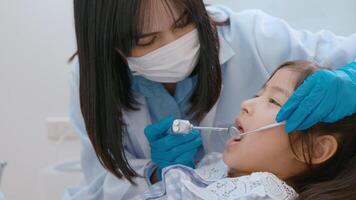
46,117,78,141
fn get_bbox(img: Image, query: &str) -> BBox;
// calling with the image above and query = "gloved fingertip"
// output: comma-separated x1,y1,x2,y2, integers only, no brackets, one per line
144,117,176,142
144,127,155,142
158,116,176,136
276,112,285,122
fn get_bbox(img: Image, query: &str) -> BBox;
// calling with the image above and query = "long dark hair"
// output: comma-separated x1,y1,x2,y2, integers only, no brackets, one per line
73,0,222,183
272,61,356,199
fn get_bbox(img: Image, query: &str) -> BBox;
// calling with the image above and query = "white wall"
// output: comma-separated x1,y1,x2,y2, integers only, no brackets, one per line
0,0,79,200
0,0,355,200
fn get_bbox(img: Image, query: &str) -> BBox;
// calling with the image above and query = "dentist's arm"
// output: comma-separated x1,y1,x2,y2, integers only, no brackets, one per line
208,6,356,132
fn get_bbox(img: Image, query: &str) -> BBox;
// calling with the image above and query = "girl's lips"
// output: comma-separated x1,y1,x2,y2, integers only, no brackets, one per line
235,118,245,133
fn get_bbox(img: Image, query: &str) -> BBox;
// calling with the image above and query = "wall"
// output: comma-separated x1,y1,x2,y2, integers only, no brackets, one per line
0,0,79,199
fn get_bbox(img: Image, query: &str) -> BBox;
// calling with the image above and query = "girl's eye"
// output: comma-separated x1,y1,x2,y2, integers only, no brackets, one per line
268,98,282,107
136,36,157,47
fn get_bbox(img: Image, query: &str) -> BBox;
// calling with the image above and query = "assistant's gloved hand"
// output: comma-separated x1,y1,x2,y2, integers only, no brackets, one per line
277,62,356,133
144,116,202,180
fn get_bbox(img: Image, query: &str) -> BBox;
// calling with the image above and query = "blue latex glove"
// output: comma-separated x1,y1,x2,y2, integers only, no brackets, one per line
144,116,202,180
277,62,356,133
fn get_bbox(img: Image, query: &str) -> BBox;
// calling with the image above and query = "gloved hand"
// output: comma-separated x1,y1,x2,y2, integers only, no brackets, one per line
144,116,202,180
277,62,356,133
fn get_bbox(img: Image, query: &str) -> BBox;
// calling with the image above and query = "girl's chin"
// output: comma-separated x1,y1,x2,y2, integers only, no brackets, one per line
222,151,236,169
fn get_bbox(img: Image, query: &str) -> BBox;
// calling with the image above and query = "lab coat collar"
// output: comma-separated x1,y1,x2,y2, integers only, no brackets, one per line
218,33,236,65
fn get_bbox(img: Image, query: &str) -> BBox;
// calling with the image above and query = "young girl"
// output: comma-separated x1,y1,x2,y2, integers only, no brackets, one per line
134,61,356,200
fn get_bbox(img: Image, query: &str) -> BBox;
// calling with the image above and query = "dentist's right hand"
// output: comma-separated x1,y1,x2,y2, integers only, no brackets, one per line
144,116,202,180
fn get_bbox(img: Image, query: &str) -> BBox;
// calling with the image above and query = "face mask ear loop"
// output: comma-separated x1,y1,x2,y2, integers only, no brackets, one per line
116,47,140,77
115,47,129,66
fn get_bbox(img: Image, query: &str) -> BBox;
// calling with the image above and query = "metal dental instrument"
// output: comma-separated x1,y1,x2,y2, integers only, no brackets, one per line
171,119,286,140
238,121,286,139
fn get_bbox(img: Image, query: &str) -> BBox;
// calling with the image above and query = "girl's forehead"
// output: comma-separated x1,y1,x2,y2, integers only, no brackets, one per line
138,0,184,34
268,68,300,93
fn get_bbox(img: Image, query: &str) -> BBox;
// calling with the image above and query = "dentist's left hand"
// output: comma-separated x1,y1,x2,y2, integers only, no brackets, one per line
144,116,202,180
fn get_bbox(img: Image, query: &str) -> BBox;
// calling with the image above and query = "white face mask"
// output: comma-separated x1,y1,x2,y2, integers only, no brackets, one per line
127,29,200,83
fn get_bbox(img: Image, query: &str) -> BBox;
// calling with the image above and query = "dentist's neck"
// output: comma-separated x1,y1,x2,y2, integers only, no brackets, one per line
163,83,176,96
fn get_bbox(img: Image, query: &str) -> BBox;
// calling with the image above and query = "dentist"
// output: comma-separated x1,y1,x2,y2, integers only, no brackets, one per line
65,0,356,199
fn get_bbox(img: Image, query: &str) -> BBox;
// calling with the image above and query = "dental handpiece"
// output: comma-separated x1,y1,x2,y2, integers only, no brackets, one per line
171,119,286,140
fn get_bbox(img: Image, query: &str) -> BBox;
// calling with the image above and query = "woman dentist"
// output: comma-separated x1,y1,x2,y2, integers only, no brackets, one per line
64,0,356,199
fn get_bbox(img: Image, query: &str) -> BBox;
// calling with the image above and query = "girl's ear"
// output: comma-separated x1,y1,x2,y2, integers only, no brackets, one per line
310,135,338,164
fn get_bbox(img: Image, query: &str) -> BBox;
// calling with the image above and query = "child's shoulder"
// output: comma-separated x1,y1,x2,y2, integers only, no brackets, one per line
194,153,298,199
247,172,298,198
184,172,298,200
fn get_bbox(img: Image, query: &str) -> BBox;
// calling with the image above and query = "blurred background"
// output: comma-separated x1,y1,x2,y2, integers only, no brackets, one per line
0,0,355,199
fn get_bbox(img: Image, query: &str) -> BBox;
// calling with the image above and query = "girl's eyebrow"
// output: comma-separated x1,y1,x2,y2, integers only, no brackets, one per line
270,86,291,97
260,84,291,97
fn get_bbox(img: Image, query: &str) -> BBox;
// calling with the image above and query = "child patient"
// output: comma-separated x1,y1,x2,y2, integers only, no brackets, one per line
134,61,356,200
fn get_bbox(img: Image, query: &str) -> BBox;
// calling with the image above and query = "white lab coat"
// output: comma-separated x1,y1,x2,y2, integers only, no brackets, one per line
63,5,356,200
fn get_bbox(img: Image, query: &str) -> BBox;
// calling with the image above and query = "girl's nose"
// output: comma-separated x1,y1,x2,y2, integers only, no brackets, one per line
241,99,254,116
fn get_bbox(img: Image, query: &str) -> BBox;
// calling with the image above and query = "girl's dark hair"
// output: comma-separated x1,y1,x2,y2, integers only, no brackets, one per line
272,61,356,199
73,0,222,183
